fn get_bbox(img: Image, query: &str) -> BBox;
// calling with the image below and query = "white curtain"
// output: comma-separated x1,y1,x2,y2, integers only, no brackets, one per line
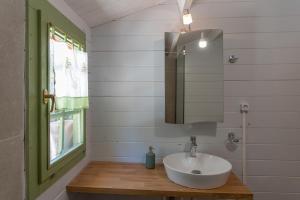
49,38,89,110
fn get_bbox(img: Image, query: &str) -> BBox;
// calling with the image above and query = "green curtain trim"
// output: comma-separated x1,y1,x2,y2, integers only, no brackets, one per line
56,97,89,110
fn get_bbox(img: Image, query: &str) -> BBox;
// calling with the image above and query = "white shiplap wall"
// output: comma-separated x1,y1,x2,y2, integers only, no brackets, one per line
89,0,300,199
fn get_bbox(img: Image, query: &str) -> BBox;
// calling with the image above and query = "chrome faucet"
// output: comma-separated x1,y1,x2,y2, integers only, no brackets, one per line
189,136,198,157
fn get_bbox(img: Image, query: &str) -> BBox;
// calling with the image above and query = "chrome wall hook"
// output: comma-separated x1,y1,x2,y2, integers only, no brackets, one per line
227,132,241,144
229,55,239,63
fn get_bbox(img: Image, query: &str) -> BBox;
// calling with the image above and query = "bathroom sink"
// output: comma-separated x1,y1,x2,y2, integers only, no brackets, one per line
163,152,232,189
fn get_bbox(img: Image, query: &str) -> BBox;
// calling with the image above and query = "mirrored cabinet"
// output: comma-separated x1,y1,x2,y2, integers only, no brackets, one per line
165,29,224,124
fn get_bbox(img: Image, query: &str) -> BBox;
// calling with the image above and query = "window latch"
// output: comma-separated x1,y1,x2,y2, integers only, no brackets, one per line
43,89,55,112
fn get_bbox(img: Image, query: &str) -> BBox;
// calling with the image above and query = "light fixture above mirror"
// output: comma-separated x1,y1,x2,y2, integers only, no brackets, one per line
182,9,193,25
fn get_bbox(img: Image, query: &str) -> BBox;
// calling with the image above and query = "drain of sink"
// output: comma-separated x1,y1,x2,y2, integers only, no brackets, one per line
191,170,202,174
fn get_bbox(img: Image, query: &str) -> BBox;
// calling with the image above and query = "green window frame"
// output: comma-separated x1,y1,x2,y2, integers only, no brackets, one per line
26,0,87,199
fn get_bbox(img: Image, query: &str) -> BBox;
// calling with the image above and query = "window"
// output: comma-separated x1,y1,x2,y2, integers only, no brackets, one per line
49,110,84,164
48,26,88,165
26,1,88,199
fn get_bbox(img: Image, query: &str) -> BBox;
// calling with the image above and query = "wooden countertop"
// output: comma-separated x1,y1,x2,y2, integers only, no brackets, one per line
67,161,253,200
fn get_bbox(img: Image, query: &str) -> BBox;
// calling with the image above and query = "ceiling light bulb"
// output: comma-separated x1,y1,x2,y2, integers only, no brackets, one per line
183,13,193,25
199,39,207,48
199,32,207,48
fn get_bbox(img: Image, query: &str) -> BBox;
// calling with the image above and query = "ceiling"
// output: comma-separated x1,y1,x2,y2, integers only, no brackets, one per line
64,0,168,27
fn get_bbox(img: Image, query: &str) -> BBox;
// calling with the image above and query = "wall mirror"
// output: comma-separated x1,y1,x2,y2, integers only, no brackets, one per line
165,29,224,124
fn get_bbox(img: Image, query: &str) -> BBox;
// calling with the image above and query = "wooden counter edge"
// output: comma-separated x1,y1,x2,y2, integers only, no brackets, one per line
66,161,253,200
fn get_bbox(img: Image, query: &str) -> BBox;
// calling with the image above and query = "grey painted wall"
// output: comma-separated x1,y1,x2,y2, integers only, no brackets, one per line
0,0,91,199
0,0,25,199
88,0,300,200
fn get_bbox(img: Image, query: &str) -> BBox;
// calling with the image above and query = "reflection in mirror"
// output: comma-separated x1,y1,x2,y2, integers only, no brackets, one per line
165,29,224,124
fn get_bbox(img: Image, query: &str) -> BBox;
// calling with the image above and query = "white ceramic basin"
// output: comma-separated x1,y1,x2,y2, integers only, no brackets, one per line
163,152,232,189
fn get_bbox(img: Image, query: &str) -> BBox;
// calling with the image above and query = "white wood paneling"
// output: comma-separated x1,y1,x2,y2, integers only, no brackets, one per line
247,128,300,145
191,0,300,18
247,160,300,177
279,193,300,200
89,82,164,97
246,176,281,193
92,16,300,36
89,51,164,66
89,67,164,82
90,111,165,127
91,31,300,52
224,32,300,49
247,144,300,161
90,97,164,112
89,0,300,199
225,96,300,112
91,141,241,161
247,176,300,194
224,81,300,97
225,48,300,65
90,126,242,143
91,35,164,51
225,64,300,81
90,113,231,128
